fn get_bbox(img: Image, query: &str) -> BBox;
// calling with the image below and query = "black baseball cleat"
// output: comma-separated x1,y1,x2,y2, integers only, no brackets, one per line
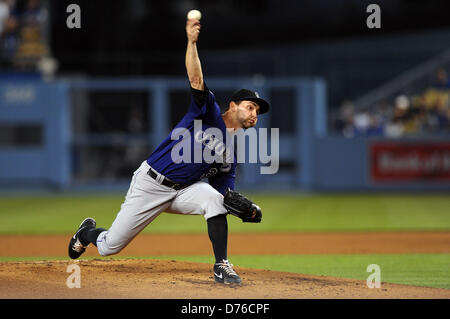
213,259,241,285
68,217,96,259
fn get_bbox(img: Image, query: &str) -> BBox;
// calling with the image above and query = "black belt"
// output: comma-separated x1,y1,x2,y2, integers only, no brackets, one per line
147,168,186,191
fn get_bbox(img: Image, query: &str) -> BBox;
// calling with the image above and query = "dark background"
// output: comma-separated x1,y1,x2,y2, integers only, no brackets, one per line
1,0,449,184
48,0,450,76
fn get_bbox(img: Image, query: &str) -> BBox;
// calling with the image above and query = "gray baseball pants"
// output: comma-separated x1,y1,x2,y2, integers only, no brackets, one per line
96,160,227,256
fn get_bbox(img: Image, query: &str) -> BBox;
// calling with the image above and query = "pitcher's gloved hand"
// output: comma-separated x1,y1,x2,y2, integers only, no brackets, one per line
223,188,262,223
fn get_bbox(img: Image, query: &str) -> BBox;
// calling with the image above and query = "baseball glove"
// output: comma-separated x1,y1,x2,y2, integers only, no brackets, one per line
223,188,262,223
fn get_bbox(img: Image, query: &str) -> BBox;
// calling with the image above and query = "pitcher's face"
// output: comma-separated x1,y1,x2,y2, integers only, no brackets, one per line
235,101,260,129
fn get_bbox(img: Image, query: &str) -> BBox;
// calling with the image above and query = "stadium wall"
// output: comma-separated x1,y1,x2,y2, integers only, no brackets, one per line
0,78,449,192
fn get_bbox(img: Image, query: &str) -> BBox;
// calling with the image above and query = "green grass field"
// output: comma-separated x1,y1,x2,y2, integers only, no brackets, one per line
1,193,450,234
0,193,449,289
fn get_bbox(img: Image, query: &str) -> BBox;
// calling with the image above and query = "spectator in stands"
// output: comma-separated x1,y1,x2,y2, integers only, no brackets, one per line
366,113,384,136
353,111,371,137
0,0,19,66
337,100,355,137
433,68,450,89
394,95,419,134
13,0,49,70
376,100,393,125
383,95,408,137
431,95,449,132
409,94,427,134
337,69,450,138
0,0,10,34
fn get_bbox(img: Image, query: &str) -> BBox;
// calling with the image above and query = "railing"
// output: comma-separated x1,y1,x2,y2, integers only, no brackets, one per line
353,48,450,110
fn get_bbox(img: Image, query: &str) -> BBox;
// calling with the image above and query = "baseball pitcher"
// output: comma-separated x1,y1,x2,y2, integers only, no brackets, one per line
68,17,270,285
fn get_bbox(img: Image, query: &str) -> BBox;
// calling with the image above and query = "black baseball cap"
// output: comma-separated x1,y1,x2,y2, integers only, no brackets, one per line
229,89,270,114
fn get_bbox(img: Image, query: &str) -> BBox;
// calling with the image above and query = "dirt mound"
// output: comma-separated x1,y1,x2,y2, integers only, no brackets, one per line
1,232,449,299
1,259,449,299
1,232,449,257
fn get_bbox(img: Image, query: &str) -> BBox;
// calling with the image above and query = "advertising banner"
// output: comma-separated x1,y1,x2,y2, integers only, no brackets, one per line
370,143,450,181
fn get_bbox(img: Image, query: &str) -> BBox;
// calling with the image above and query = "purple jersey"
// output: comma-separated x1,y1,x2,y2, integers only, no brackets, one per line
146,87,236,195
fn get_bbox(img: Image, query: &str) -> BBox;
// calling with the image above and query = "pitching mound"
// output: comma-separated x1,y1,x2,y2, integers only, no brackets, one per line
1,232,449,257
1,259,449,299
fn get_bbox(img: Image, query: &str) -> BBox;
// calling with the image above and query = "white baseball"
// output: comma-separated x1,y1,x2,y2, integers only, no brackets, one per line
187,9,202,20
